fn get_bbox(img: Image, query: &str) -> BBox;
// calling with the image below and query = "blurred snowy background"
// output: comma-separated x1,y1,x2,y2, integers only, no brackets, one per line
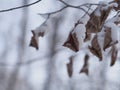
0,0,120,90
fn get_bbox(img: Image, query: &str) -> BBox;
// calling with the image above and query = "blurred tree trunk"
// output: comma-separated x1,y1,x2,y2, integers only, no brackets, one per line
0,42,8,90
43,16,65,90
42,1,68,89
5,0,29,90
89,57,107,90
97,61,107,90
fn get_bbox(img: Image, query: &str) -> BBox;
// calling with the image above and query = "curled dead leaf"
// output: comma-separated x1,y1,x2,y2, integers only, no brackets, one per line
80,54,89,75
29,30,45,50
86,5,111,34
63,32,79,52
67,56,74,77
103,27,112,51
29,31,39,50
110,45,118,66
89,35,102,60
84,32,91,42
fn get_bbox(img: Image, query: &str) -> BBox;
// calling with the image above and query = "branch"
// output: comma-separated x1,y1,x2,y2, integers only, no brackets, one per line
0,0,42,13
38,0,102,21
58,0,90,15
58,0,100,7
38,2,92,19
38,6,68,16
0,55,50,67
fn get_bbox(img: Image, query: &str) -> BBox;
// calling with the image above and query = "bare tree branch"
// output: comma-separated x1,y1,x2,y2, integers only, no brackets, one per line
0,55,49,66
38,6,68,16
0,0,42,13
58,0,100,7
38,2,93,21
38,0,103,21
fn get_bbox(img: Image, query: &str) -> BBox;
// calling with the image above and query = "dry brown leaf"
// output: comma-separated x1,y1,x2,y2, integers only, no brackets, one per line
103,27,112,51
67,56,74,77
29,36,39,50
80,54,89,75
110,45,118,66
86,14,100,33
86,5,111,34
29,31,39,50
29,30,45,50
84,4,111,43
89,35,102,60
84,32,91,42
63,32,79,52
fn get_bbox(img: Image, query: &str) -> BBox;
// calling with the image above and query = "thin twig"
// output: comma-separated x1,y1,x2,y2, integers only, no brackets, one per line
58,0,100,7
38,5,90,18
58,0,93,16
79,5,92,20
0,0,42,13
0,55,49,67
38,6,68,16
38,0,101,20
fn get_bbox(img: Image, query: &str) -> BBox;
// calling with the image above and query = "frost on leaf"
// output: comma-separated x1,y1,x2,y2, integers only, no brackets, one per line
80,54,89,75
63,31,79,52
89,35,102,60
67,56,74,77
110,45,118,66
103,27,112,51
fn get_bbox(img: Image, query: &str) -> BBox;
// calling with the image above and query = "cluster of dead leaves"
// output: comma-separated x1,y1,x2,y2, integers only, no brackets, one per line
65,2,119,77
67,55,89,77
29,1,120,77
84,3,111,41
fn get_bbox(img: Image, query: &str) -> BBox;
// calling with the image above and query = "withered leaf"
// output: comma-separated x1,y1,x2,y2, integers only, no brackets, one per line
103,27,112,51
110,46,118,66
67,56,74,77
29,31,39,50
84,32,91,42
63,32,79,52
86,4,111,33
29,30,45,50
29,36,39,50
80,54,89,75
89,35,102,60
